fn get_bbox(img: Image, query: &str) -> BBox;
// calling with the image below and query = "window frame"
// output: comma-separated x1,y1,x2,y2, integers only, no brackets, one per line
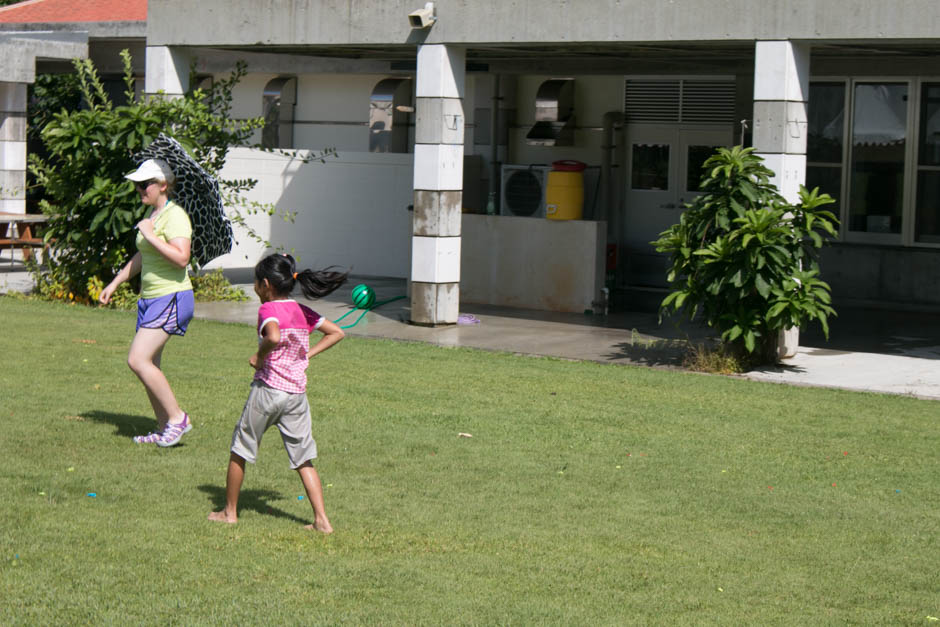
809,76,940,249
806,78,850,238
913,78,940,247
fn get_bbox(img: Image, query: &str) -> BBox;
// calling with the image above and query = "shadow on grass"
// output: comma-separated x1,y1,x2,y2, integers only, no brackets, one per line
197,484,309,525
82,410,157,438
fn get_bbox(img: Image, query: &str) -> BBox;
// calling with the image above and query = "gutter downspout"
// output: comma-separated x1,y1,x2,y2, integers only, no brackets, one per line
487,74,501,214
600,111,624,233
600,111,624,304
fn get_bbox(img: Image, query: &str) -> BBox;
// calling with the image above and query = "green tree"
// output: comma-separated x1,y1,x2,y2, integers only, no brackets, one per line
28,50,332,303
652,146,839,363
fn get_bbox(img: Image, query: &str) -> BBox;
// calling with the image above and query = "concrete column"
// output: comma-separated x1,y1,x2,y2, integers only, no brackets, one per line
0,82,27,214
145,46,190,97
752,40,809,204
411,44,465,326
753,41,809,358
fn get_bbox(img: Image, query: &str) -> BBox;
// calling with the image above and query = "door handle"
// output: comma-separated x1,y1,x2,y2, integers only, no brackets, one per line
660,203,676,209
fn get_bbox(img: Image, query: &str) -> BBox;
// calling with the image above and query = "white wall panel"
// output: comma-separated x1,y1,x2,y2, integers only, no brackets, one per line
208,148,413,277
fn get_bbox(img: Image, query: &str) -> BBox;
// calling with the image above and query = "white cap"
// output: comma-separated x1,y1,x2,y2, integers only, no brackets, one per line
125,159,175,184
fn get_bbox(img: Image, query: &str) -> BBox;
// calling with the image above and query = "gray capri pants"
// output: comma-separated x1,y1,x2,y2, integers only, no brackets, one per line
230,380,318,469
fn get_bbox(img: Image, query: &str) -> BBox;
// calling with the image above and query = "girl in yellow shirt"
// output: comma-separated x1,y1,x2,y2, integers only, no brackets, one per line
100,159,194,447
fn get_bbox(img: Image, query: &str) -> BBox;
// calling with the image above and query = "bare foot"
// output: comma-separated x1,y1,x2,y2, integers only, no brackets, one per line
208,510,237,524
304,521,333,534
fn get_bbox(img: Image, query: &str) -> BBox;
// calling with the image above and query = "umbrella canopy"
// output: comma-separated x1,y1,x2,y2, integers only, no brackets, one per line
134,134,233,267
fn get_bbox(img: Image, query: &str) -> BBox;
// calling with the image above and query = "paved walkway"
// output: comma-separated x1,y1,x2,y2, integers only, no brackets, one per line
196,274,940,402
3,265,938,401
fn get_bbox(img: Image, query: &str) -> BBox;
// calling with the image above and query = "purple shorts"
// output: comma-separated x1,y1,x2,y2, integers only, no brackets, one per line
136,290,195,336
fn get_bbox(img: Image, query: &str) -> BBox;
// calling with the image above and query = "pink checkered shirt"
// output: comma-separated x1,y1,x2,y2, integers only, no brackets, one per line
253,300,323,393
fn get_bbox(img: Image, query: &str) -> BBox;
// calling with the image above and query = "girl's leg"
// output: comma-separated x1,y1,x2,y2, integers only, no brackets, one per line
209,453,246,524
141,343,168,429
127,327,186,425
296,461,333,533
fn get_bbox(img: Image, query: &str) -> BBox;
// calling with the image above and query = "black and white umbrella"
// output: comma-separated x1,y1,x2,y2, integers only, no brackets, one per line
134,134,233,267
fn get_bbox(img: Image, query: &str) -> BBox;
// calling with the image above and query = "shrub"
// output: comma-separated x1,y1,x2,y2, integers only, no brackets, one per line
191,269,248,303
652,146,839,363
27,51,263,302
27,51,333,306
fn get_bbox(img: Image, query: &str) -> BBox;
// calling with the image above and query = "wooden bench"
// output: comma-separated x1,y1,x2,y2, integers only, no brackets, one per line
0,212,50,264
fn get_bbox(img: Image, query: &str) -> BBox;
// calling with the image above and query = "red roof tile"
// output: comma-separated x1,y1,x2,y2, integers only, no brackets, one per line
0,0,146,23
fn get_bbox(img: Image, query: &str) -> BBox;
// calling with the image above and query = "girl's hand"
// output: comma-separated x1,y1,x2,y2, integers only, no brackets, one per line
99,283,116,305
249,353,261,370
136,218,155,239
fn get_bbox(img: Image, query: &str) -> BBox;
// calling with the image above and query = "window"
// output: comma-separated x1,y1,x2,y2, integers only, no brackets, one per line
916,83,940,243
369,78,412,153
848,83,908,235
808,79,940,246
807,82,846,217
631,144,669,191
262,77,297,149
685,144,720,192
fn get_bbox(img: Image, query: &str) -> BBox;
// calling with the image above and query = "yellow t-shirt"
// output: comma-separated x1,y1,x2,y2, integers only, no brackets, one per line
136,200,193,299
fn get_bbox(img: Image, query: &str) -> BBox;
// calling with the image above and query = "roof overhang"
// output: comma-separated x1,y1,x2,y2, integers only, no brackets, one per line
0,30,88,82
0,20,145,40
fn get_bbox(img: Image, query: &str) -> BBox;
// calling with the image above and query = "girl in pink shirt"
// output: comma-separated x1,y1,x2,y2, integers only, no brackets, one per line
209,253,347,533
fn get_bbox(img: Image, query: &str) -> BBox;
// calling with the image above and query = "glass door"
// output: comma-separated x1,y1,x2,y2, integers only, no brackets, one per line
847,82,910,241
915,82,940,244
622,125,731,286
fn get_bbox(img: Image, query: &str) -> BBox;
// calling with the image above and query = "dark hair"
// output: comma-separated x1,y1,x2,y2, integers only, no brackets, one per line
254,253,348,299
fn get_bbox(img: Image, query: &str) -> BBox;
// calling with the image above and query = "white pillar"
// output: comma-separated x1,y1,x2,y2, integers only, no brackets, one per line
411,44,465,326
145,46,190,97
0,82,27,214
753,41,809,358
752,40,809,204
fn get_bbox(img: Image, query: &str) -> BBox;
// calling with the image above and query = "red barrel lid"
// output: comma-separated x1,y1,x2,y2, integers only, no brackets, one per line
552,160,586,172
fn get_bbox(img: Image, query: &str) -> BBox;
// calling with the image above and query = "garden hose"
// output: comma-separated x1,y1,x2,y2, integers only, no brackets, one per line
333,284,406,329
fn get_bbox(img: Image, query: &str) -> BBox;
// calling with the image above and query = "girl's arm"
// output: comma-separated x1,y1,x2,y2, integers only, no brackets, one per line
99,252,142,304
307,319,345,359
250,319,281,370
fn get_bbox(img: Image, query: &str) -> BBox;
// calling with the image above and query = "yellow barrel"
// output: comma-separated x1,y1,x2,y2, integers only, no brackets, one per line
545,170,584,220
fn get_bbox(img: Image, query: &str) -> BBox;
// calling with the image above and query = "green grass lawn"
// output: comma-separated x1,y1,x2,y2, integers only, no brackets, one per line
1,297,938,625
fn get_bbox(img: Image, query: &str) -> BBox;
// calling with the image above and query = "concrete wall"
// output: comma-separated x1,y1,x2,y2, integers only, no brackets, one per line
222,72,480,154
149,0,940,47
822,244,940,309
511,75,621,166
209,143,610,311
461,214,606,312
209,148,414,276
227,73,384,149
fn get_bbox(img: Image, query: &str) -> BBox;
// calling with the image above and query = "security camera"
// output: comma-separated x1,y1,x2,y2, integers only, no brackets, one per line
409,2,436,28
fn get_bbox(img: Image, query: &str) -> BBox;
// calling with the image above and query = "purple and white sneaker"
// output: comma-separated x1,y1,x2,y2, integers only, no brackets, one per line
156,413,192,448
133,427,165,444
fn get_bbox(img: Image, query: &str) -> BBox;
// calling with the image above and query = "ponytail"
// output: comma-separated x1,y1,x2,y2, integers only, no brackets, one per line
254,253,348,299
294,266,348,299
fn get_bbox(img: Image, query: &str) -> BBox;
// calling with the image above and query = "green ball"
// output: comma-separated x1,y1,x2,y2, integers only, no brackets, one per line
351,284,375,309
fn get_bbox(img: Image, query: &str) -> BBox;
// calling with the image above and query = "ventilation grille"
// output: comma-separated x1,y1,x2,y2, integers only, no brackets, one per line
625,79,735,124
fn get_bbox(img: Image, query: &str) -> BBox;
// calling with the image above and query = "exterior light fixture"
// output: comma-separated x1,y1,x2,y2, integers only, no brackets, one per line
409,2,436,29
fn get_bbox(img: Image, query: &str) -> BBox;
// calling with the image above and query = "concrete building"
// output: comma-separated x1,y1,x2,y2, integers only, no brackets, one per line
26,1,940,323
0,0,147,215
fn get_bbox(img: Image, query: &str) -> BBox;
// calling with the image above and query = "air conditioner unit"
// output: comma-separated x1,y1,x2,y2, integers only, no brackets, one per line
500,164,551,217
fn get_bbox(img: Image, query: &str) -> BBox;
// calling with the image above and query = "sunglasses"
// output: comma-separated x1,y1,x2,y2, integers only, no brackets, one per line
134,179,160,191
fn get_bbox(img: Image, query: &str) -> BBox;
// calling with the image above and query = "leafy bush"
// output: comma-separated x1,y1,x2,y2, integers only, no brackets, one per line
27,51,264,302
84,269,247,308
85,275,138,309
28,51,334,307
652,146,839,363
191,269,248,303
